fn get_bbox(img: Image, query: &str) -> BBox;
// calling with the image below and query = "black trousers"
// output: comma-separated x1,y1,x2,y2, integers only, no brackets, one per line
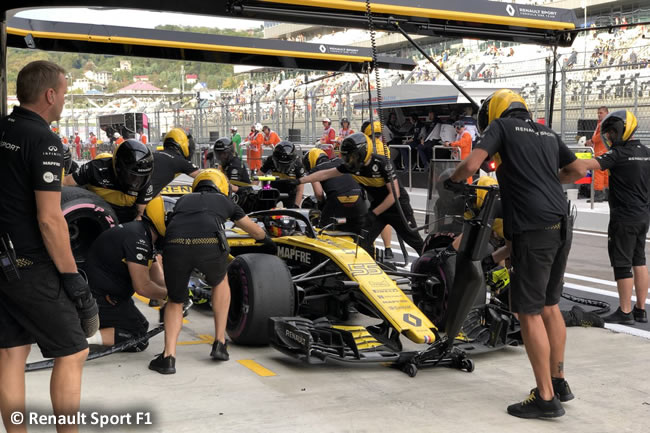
361,196,424,257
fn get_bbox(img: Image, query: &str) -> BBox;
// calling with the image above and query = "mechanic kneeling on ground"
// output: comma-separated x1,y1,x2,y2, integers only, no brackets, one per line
0,60,98,433
149,169,276,374
261,141,306,208
446,89,585,419
84,198,168,352
578,110,649,325
150,128,200,197
302,148,367,234
298,132,424,256
64,139,154,223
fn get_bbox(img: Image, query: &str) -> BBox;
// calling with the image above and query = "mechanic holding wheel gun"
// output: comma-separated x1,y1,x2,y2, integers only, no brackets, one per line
0,60,98,433
445,89,586,419
576,110,649,325
296,132,424,257
260,141,306,208
83,198,168,352
149,169,276,374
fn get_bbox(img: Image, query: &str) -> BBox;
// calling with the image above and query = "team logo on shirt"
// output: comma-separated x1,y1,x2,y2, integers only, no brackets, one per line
43,172,54,183
146,185,153,194
136,253,144,260
372,164,379,172
48,145,58,152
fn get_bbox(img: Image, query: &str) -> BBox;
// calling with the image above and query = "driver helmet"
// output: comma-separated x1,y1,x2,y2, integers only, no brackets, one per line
62,142,72,174
272,141,298,174
112,139,154,192
340,132,372,172
265,214,298,237
600,110,638,150
213,137,235,165
302,148,328,172
477,89,529,133
192,168,229,195
163,128,193,159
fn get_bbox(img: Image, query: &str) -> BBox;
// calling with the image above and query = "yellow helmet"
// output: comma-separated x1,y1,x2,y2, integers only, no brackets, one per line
362,120,382,137
303,148,327,171
600,110,638,149
94,152,113,160
477,89,529,133
163,128,190,158
143,196,166,237
192,168,229,195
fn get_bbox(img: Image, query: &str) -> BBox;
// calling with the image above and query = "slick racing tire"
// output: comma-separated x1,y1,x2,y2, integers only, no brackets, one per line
61,186,118,264
227,253,295,345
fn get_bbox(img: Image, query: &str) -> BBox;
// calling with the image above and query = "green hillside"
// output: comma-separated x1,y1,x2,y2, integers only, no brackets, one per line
6,24,264,94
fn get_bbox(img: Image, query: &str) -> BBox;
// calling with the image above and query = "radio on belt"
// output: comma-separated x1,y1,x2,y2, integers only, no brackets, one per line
0,233,21,282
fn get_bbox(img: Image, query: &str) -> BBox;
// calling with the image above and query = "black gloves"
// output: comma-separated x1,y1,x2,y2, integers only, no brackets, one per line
260,235,278,255
481,254,496,273
60,272,99,338
443,177,466,194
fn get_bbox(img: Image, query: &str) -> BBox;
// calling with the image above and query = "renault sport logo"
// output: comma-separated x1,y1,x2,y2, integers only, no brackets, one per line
319,44,326,53
506,5,515,16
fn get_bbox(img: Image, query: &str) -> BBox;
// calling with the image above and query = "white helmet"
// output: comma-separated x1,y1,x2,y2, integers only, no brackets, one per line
322,117,331,124
231,126,238,132
113,132,121,138
254,123,263,132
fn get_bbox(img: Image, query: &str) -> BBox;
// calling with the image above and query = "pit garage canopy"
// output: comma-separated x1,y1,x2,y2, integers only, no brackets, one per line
6,17,415,73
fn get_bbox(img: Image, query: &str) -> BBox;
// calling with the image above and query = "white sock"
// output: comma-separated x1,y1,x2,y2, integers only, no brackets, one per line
87,332,104,345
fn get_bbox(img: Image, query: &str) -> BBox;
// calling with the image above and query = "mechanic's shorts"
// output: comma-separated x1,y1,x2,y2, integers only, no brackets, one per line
0,262,88,358
163,242,228,303
95,295,149,339
510,223,572,315
608,219,649,267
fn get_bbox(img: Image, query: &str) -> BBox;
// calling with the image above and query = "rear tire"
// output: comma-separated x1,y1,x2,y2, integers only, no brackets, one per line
226,254,295,345
61,187,118,264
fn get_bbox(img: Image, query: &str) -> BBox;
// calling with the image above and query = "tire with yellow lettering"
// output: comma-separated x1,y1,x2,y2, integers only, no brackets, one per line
61,186,118,265
227,253,295,345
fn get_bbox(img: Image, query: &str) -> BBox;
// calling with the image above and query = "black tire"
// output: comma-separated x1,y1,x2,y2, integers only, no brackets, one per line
61,187,118,264
226,254,295,345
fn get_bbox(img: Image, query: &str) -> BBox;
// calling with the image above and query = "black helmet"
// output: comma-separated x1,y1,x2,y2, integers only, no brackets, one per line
272,141,298,173
62,142,72,174
600,110,638,150
340,132,371,172
112,139,154,192
213,137,234,164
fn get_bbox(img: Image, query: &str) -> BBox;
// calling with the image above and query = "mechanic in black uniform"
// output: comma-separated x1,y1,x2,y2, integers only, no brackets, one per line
261,141,306,208
150,128,200,197
447,89,585,419
579,110,649,325
149,169,275,374
298,132,424,256
0,60,97,431
302,148,367,233
63,142,79,175
213,136,256,212
84,197,168,352
64,139,154,223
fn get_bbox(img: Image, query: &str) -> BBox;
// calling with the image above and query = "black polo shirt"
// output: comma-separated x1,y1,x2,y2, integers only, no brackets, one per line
475,113,576,239
222,156,251,187
0,106,63,264
85,221,155,300
150,149,198,196
337,153,405,205
165,192,246,240
597,139,650,222
310,158,367,216
72,157,153,223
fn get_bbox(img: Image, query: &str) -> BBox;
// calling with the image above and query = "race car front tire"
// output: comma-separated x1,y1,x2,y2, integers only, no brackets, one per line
226,253,295,345
61,186,118,265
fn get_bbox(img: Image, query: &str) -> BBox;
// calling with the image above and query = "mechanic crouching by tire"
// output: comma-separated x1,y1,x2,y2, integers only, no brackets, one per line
446,89,586,419
64,139,154,223
83,197,168,352
261,141,306,208
149,169,275,374
150,128,200,197
0,60,98,433
302,148,367,233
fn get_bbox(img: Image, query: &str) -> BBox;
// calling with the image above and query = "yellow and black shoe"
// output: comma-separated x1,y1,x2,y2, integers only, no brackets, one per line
507,388,565,419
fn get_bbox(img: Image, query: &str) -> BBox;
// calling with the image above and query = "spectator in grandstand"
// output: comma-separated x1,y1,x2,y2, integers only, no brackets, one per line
585,106,609,202
262,125,281,148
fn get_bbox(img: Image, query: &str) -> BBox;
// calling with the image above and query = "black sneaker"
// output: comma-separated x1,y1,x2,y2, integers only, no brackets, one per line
564,306,605,328
552,378,574,402
148,353,176,375
210,341,229,361
507,388,565,419
603,307,635,325
633,306,648,323
384,248,394,260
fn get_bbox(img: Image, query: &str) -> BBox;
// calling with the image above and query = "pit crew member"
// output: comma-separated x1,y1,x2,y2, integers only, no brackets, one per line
150,128,199,197
261,141,306,208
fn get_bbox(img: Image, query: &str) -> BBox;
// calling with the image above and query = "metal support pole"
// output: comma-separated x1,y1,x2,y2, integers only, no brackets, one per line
304,85,310,143
560,68,567,141
545,58,552,122
634,77,639,116
580,82,586,120
0,16,6,117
